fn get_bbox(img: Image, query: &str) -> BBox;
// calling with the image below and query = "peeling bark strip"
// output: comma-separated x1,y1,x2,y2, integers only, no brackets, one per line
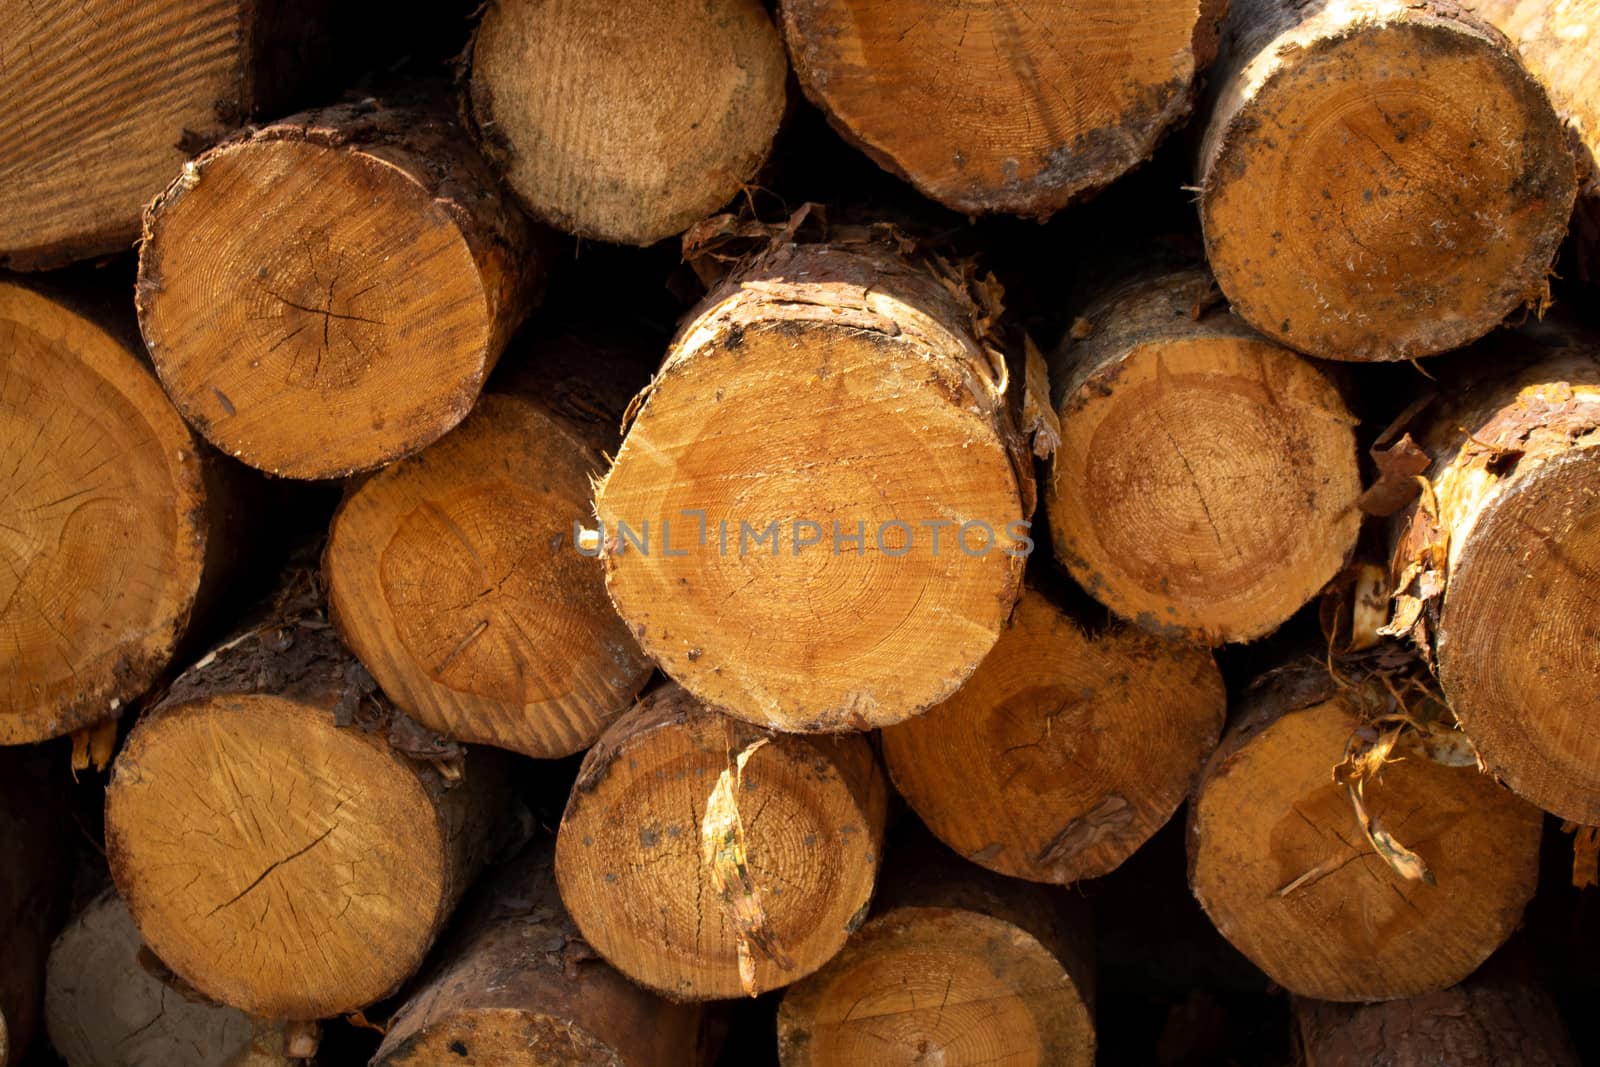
324,329,655,760
1045,264,1362,645
467,0,787,246
104,568,510,1020
1388,328,1600,823
0,282,239,746
555,686,887,1001
137,91,544,480
595,239,1032,732
1187,652,1542,1002
1198,0,1576,361
881,588,1225,885
780,0,1225,216
375,840,714,1067
1293,957,1580,1066
777,838,1095,1066
45,890,296,1067
0,0,333,270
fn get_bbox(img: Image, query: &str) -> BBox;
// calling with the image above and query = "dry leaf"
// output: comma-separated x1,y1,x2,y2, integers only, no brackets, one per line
1357,433,1431,516
1021,334,1062,459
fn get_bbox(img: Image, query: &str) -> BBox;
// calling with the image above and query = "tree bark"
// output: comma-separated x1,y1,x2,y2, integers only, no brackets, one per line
1293,957,1580,1066
0,280,239,745
374,839,717,1066
1198,0,1576,360
324,329,656,759
45,889,294,1067
777,839,1095,1066
0,749,70,1067
780,0,1226,216
0,0,330,270
1188,652,1543,1001
555,684,889,1000
137,92,544,480
881,587,1225,884
1045,265,1362,644
104,568,511,1020
594,238,1033,732
466,0,787,246
1388,325,1600,823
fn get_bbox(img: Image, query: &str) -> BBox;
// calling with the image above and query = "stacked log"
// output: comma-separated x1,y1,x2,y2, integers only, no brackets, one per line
104,569,510,1020
1388,327,1600,823
374,839,715,1066
777,840,1095,1065
881,587,1225,884
1188,653,1543,1001
45,890,295,1067
1045,265,1362,644
555,685,888,1000
1198,0,1577,360
323,330,656,758
594,238,1032,732
136,94,544,479
0,281,238,745
780,0,1227,215
0,0,330,270
466,0,788,246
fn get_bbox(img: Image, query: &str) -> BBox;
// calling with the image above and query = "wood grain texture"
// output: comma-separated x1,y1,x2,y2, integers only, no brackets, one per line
555,686,888,1000
0,281,231,745
468,0,787,246
0,0,326,270
1045,266,1361,644
595,240,1031,731
1389,327,1600,823
1189,657,1542,1001
105,571,510,1020
137,94,542,479
781,0,1225,215
881,588,1225,884
1199,0,1576,360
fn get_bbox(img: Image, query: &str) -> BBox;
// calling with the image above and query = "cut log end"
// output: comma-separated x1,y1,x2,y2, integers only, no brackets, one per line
469,0,787,246
0,282,210,745
107,698,455,1018
138,104,536,479
1436,429,1600,822
596,244,1027,732
1189,673,1542,1001
777,906,1094,1067
1047,271,1361,643
781,0,1224,215
326,393,653,759
882,589,1225,883
555,687,888,1000
1202,10,1575,360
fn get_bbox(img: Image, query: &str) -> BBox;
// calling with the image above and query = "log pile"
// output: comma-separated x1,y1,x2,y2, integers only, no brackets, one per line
2,0,1598,1063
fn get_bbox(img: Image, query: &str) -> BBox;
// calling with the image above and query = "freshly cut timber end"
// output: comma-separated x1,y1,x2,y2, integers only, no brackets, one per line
780,0,1225,215
104,574,508,1019
325,392,653,759
1046,267,1361,644
776,850,1095,1067
45,890,294,1067
1188,663,1543,1001
881,588,1225,884
595,242,1029,732
468,0,787,246
1200,0,1576,360
1293,963,1580,1066
555,686,889,1001
374,842,713,1067
0,0,321,269
1391,342,1600,823
0,282,215,744
137,98,538,479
